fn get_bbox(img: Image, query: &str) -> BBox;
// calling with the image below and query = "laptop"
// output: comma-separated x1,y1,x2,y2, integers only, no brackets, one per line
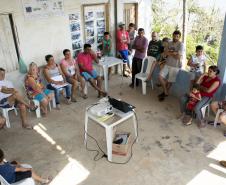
108,97,135,113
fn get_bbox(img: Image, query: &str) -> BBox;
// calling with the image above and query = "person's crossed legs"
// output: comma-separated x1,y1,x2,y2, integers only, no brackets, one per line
81,70,107,97
5,91,37,129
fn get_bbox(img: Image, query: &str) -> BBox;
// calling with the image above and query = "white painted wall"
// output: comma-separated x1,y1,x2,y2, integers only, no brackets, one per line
0,0,109,67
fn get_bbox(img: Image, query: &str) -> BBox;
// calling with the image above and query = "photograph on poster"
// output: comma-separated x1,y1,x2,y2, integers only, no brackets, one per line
96,11,104,18
97,20,105,27
73,49,82,58
85,20,94,28
25,6,32,13
85,11,94,21
97,28,105,35
70,23,80,32
72,41,82,50
71,33,81,41
69,13,79,21
86,28,94,37
97,36,103,43
86,37,95,45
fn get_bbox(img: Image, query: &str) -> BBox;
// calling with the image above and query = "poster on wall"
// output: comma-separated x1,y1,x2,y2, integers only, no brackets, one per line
69,12,83,57
84,5,106,51
22,0,64,19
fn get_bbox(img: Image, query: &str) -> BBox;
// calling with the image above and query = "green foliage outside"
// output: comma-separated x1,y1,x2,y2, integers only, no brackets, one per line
151,0,224,67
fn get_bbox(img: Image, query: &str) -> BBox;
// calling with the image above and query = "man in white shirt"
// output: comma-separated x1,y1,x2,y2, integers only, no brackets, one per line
0,68,37,129
158,30,184,101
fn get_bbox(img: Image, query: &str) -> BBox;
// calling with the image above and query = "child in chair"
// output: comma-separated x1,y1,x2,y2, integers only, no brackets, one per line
182,84,201,125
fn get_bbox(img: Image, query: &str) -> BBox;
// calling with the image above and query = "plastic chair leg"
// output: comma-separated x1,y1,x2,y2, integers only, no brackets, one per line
2,109,10,128
151,80,154,90
33,100,41,118
214,109,224,127
142,80,147,95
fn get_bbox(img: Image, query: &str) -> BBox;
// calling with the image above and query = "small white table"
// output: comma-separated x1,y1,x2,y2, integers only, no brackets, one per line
84,107,138,162
99,57,123,92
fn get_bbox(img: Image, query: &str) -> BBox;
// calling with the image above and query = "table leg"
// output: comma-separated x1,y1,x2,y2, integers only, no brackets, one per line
105,127,113,161
103,65,108,92
84,112,88,145
120,63,123,81
132,113,138,142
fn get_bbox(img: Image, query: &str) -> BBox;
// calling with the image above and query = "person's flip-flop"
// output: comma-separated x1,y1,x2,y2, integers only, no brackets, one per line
29,105,38,112
82,94,88,99
22,125,33,130
207,121,221,126
41,176,53,185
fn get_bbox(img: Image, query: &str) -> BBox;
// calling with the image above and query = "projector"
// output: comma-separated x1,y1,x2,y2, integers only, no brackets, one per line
90,102,113,117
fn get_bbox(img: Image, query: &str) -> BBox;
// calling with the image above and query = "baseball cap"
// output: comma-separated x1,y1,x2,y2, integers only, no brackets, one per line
118,22,125,27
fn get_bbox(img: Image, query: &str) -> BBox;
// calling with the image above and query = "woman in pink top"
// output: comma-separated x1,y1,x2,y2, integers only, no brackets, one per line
60,49,87,101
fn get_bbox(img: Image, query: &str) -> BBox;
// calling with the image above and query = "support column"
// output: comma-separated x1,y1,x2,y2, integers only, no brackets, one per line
216,14,226,100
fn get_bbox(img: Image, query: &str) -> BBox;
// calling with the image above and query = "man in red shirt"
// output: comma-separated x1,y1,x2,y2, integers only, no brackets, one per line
77,44,106,98
116,22,131,77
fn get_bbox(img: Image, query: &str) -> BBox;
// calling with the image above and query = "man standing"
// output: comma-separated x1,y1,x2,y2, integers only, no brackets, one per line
0,68,37,129
129,28,148,88
146,32,162,80
116,22,130,77
77,44,106,98
158,30,184,101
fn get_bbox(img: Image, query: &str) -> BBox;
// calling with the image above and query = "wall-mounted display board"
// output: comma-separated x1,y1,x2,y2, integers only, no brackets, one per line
22,0,64,19
69,13,83,57
83,4,108,51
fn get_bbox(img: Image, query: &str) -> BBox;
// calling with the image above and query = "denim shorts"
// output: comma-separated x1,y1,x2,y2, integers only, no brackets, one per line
81,70,98,81
34,89,53,102
119,50,129,64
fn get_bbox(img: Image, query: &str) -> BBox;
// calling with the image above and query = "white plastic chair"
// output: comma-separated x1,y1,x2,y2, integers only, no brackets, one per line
29,98,56,118
201,104,210,119
134,56,156,95
213,108,224,127
0,175,35,185
0,106,18,128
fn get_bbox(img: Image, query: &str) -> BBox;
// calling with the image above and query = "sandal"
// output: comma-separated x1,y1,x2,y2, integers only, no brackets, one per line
41,176,52,184
207,121,221,126
82,94,88,99
29,105,38,112
219,160,226,168
22,124,33,130
198,120,207,128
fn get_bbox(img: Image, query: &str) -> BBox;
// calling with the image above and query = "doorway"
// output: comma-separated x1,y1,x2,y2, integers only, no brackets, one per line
123,3,138,29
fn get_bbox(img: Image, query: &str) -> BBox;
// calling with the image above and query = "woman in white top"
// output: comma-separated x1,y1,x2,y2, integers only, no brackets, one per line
43,54,72,109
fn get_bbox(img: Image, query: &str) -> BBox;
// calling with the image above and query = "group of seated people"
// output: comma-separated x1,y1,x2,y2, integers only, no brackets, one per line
0,44,107,129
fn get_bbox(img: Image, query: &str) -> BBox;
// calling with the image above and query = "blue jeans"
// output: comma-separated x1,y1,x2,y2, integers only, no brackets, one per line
47,84,72,105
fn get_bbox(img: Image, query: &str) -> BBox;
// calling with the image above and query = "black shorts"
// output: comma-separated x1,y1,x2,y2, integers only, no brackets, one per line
15,171,32,182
